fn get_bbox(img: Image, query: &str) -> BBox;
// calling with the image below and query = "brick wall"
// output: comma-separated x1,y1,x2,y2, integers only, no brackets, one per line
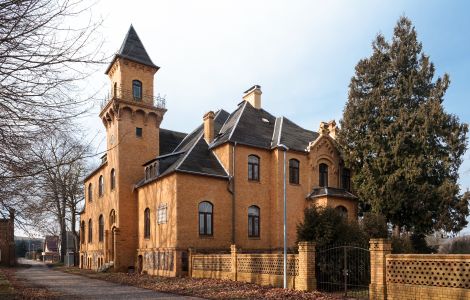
189,242,316,291
370,238,470,300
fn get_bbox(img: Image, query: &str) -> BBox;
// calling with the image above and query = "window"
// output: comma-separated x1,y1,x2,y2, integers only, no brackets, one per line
88,183,93,202
342,168,351,191
335,206,348,219
157,204,168,224
88,219,93,243
98,175,104,197
136,127,143,137
99,215,104,242
144,208,150,239
198,201,213,236
110,169,116,190
319,163,328,187
289,159,300,184
109,209,116,226
113,82,117,97
248,155,260,181
248,205,260,237
133,80,142,100
80,221,85,244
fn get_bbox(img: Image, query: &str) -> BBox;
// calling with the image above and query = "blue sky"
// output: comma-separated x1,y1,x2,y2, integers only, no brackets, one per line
81,0,470,230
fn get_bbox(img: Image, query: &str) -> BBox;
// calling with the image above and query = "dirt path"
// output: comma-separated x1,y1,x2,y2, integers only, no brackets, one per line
16,259,202,299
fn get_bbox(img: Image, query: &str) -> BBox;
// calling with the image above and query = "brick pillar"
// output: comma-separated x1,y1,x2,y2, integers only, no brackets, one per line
188,248,194,278
369,238,392,300
231,244,238,281
297,241,316,291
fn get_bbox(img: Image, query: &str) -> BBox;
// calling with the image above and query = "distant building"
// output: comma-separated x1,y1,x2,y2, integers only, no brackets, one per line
43,235,60,262
0,210,15,266
80,26,358,275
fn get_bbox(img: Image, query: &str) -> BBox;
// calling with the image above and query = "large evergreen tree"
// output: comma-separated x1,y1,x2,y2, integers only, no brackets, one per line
338,17,469,235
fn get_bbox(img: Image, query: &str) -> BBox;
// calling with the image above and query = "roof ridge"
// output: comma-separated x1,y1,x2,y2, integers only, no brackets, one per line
202,139,229,177
174,131,204,171
228,101,247,140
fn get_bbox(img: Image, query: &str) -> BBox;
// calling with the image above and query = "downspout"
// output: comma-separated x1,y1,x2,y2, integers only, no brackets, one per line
231,142,237,244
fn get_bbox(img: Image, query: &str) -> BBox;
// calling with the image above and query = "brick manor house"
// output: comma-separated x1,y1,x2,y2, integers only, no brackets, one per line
79,26,358,275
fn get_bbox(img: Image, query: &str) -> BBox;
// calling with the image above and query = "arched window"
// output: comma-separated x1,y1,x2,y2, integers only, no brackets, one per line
88,183,93,202
144,208,150,239
88,219,93,243
110,169,116,191
289,159,300,184
248,205,260,237
113,82,117,97
319,163,328,187
335,205,348,219
133,80,142,100
80,221,85,244
99,215,104,242
248,155,260,181
198,201,213,236
342,168,351,191
98,175,104,197
109,209,116,226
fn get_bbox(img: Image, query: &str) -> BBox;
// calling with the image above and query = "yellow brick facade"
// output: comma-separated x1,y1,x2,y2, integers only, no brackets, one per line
80,27,358,274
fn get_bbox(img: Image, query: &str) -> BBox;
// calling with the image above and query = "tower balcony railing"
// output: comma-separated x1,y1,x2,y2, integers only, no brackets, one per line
100,87,166,110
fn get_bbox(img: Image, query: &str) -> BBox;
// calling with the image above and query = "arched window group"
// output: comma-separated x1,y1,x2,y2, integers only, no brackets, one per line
88,219,93,243
109,209,116,226
144,208,150,239
88,183,93,202
98,215,104,242
133,80,142,100
248,205,260,237
99,175,104,197
110,169,116,191
342,168,351,191
248,155,260,181
289,159,300,184
198,201,213,236
335,205,348,219
319,163,328,187
80,221,85,244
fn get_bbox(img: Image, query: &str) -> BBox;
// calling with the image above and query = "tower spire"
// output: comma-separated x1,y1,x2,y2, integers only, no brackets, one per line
105,25,159,74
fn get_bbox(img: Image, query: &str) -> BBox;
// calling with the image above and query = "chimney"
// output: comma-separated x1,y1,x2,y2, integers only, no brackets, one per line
203,111,215,143
243,85,262,109
319,121,329,135
328,120,337,139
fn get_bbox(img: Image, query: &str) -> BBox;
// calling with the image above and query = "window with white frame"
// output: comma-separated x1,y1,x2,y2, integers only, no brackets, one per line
157,204,168,224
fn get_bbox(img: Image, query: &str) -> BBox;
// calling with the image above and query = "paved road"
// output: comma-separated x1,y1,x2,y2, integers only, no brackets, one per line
16,259,201,299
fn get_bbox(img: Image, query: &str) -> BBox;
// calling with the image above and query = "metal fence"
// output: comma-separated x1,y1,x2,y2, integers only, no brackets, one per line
316,243,370,299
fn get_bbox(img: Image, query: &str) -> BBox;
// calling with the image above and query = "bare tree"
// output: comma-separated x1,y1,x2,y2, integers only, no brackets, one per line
29,128,89,262
0,0,104,216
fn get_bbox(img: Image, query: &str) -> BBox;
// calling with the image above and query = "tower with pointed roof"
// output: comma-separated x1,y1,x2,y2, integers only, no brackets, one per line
91,25,165,271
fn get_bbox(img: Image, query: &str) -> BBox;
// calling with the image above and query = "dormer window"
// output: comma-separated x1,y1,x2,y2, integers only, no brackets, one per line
145,161,159,180
132,80,142,100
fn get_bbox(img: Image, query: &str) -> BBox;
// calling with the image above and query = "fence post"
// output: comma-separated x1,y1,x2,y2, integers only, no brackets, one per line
369,238,392,300
297,241,316,291
231,244,238,281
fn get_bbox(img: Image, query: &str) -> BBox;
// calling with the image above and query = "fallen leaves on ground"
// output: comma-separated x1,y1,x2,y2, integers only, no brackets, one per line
58,266,337,299
0,265,62,300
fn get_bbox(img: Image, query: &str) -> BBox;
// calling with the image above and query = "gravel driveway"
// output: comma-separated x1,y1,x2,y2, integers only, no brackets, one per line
16,259,202,299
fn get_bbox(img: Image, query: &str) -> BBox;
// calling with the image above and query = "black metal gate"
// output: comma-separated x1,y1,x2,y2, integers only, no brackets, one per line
316,244,370,299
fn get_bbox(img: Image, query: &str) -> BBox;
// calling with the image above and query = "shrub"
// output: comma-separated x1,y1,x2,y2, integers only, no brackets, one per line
297,205,367,248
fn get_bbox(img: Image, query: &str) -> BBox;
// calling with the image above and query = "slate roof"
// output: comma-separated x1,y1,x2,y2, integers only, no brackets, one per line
136,100,324,188
159,128,187,156
307,187,358,200
105,25,159,74
210,101,318,152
